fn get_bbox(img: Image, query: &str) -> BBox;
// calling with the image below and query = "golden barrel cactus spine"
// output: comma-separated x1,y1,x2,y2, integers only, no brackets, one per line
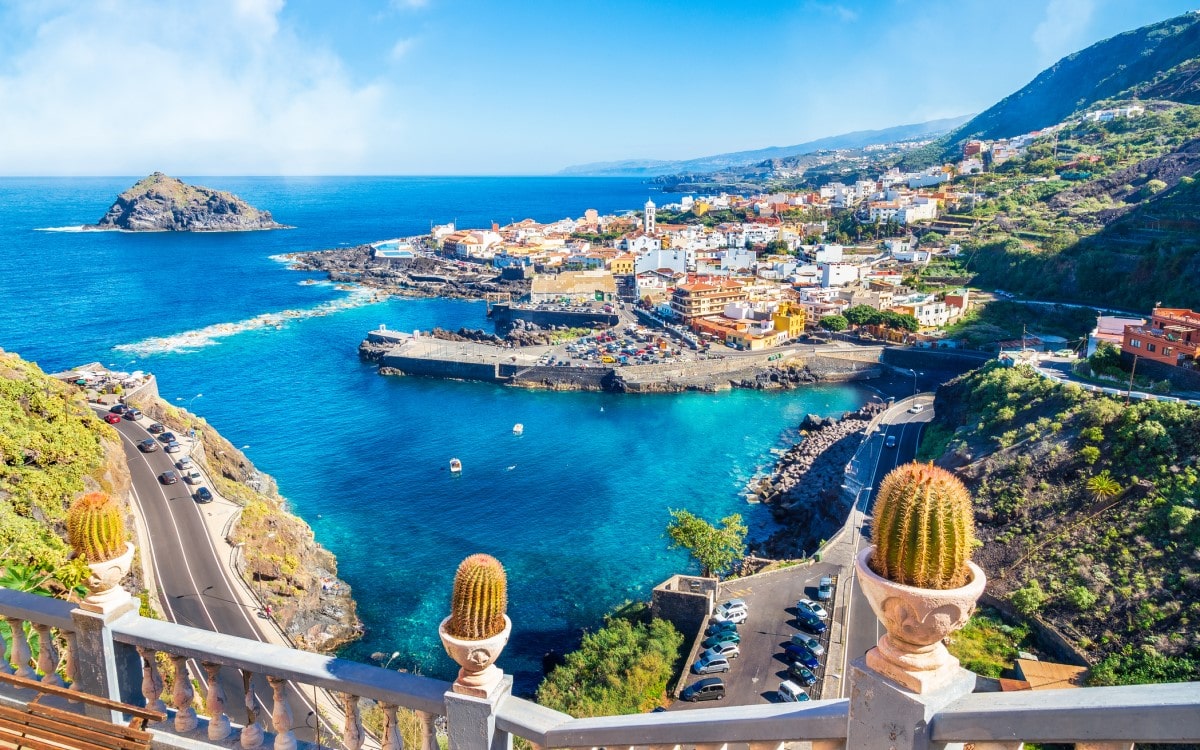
66,492,127,563
870,462,976,589
446,553,507,640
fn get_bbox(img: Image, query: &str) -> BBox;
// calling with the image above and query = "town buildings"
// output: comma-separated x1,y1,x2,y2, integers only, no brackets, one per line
1121,306,1200,368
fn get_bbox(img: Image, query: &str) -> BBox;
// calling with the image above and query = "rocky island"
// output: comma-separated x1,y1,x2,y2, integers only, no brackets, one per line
87,172,287,231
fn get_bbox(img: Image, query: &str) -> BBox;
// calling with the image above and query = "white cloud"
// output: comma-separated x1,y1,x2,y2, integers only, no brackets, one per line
390,37,417,61
1033,0,1095,64
0,1,403,175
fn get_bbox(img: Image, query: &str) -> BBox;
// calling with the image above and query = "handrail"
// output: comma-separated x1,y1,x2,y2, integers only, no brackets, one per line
496,697,850,748
932,682,1200,744
0,588,75,631
108,615,451,714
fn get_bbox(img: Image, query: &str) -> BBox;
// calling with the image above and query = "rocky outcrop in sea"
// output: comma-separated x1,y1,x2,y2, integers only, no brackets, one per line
87,172,287,232
752,402,886,558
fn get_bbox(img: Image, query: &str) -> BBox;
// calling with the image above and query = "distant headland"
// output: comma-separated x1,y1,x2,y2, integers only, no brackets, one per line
85,172,288,232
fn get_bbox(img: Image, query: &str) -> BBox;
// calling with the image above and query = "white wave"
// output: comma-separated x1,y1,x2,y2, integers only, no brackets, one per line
114,288,388,356
35,225,90,232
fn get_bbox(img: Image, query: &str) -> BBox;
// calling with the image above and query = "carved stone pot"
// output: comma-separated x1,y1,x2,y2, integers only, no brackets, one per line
438,615,512,698
81,542,136,615
855,545,986,694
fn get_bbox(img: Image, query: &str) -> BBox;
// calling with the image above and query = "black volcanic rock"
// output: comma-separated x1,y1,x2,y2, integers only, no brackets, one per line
88,172,287,231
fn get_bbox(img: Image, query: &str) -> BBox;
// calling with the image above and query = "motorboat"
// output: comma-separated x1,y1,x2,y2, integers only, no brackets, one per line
512,423,524,435
449,458,462,473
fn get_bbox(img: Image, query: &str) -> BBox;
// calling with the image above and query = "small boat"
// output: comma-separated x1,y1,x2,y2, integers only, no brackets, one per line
512,423,524,435
449,458,462,473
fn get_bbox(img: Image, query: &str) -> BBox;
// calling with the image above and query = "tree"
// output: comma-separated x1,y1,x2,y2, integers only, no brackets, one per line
819,315,848,333
843,305,879,327
666,510,746,579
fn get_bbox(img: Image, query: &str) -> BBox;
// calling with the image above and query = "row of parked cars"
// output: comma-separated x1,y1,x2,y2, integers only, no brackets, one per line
108,405,213,503
776,597,830,702
680,599,749,702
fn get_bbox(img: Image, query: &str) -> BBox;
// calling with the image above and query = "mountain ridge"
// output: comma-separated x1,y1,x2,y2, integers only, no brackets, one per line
558,116,971,177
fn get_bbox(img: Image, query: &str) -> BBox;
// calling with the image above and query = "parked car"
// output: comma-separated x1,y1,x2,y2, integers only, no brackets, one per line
788,663,818,686
711,610,747,626
159,470,179,485
183,470,203,485
175,457,193,471
104,413,123,424
795,609,827,635
885,434,898,448
791,632,825,656
817,576,833,601
777,680,810,703
148,423,166,434
908,403,925,414
164,441,182,454
714,599,749,623
123,407,142,420
783,644,819,670
797,598,829,619
691,653,731,675
680,677,725,702
193,487,213,503
108,404,128,415
702,641,740,660
138,439,159,453
701,632,740,650
705,621,738,638
158,432,177,443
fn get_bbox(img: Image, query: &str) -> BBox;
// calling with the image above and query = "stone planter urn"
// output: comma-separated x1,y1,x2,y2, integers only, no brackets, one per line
855,545,986,693
81,542,136,615
438,615,511,698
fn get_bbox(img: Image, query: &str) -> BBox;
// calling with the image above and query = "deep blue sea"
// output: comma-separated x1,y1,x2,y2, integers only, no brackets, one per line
0,177,868,692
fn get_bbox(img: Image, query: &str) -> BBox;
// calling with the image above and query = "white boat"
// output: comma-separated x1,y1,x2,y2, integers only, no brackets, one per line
512,423,524,435
449,458,462,473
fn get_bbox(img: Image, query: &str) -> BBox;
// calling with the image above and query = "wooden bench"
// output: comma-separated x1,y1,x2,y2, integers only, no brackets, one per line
0,671,166,750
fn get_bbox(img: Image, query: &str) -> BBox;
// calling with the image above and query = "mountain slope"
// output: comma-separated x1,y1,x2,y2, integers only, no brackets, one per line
558,116,970,176
937,11,1200,160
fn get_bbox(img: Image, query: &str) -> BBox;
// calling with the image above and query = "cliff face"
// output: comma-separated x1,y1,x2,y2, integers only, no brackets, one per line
135,397,361,653
89,172,287,232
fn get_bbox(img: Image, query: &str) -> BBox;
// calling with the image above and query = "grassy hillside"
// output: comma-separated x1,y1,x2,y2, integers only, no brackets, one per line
938,11,1200,159
925,362,1200,685
0,351,129,590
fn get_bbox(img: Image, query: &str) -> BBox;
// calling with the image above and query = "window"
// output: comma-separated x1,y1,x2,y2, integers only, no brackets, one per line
1131,339,1141,348
1147,343,1156,353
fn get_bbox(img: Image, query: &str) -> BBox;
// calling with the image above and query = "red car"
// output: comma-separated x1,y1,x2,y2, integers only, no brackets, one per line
104,413,122,424
159,471,179,485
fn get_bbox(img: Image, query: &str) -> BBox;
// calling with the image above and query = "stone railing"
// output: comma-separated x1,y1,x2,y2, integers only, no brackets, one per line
0,585,1198,750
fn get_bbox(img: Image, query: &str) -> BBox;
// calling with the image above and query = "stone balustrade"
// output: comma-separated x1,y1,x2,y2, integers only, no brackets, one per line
0,586,1197,750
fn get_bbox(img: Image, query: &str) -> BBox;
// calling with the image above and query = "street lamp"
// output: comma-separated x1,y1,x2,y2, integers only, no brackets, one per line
909,369,923,397
176,393,203,411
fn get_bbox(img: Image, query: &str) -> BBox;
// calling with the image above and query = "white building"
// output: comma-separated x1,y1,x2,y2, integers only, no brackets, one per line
644,199,656,234
821,262,860,288
812,244,843,263
634,248,689,275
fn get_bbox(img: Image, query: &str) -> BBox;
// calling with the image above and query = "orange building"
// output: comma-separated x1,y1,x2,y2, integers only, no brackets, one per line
1122,306,1200,368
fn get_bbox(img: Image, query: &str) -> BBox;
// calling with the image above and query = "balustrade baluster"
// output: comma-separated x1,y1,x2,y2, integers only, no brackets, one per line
135,647,166,715
267,676,296,750
239,670,265,750
4,618,34,678
415,710,438,750
62,630,78,692
380,703,403,750
170,654,198,732
0,626,10,675
202,662,232,740
340,692,364,750
31,623,62,686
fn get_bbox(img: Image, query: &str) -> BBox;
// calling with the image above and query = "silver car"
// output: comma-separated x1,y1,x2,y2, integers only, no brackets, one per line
691,653,731,675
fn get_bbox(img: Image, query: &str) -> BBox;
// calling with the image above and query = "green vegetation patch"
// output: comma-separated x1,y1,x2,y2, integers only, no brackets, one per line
945,607,1032,677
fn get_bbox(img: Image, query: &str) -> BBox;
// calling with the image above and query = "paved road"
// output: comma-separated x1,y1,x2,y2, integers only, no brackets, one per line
99,410,323,742
842,400,933,676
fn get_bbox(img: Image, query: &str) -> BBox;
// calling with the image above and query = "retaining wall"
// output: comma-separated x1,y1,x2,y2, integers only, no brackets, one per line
380,354,500,382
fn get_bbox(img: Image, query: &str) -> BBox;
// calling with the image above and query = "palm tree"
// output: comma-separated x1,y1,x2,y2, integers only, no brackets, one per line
1085,470,1122,503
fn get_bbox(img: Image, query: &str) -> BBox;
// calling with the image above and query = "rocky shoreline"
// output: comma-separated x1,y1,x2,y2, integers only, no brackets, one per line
87,173,287,232
749,402,886,559
287,245,531,301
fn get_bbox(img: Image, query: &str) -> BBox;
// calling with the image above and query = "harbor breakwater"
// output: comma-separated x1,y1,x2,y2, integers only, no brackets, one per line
361,328,886,393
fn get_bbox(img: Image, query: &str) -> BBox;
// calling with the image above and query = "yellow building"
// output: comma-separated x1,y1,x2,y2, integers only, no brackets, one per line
772,303,807,339
609,253,636,274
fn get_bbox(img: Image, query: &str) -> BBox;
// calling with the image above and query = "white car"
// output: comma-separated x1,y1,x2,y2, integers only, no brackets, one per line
714,599,748,623
908,403,925,414
797,598,829,620
183,470,203,485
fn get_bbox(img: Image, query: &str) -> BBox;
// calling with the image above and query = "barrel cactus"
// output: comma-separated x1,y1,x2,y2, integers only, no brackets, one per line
870,462,975,589
66,492,127,563
446,553,507,640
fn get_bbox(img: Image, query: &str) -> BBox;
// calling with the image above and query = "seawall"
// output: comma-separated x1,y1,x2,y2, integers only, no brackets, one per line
488,303,619,329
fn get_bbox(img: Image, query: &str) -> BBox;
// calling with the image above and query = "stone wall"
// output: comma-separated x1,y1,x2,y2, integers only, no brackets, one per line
651,575,715,648
1119,351,1200,391
380,354,500,382
488,304,619,330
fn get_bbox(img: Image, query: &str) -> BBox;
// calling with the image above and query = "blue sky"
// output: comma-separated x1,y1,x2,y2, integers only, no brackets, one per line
0,0,1196,175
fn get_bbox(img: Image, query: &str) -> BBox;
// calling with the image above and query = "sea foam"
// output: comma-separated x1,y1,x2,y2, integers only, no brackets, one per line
114,288,387,356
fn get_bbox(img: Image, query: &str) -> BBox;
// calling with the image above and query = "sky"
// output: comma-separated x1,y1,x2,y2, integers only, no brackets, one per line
0,0,1197,175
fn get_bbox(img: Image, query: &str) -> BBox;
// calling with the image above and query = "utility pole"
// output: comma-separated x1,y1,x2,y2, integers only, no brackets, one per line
1125,353,1140,406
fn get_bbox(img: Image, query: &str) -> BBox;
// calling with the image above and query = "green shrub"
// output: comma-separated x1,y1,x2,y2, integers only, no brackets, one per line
1010,579,1048,616
1066,585,1098,610
1079,446,1101,464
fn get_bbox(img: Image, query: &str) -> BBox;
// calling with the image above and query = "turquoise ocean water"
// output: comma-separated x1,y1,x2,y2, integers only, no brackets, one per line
0,177,868,691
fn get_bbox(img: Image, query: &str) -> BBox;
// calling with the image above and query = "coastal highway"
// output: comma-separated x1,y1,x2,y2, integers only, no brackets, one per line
841,397,934,681
97,409,323,742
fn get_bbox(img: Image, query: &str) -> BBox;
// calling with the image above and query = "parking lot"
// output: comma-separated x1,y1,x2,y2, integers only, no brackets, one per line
672,561,840,708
